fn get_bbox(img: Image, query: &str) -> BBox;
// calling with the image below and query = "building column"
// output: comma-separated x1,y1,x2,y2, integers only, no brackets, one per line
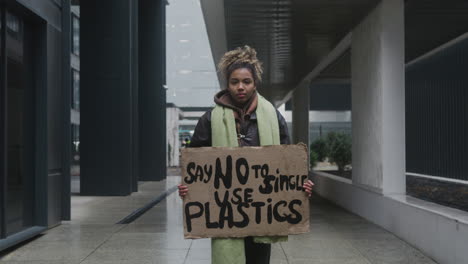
351,0,405,195
292,84,310,146
61,0,71,218
139,0,166,181
80,0,138,195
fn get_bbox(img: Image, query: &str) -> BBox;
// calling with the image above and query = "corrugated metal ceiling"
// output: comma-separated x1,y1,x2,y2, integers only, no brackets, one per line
223,0,379,103
221,0,468,104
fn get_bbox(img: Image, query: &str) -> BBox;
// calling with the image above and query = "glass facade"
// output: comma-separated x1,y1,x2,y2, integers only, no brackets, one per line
72,69,79,110
71,124,80,166
3,10,35,236
72,15,79,56
70,9,80,184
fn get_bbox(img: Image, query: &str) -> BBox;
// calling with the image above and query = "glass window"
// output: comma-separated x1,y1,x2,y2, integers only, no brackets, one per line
6,12,22,41
71,70,80,110
72,15,79,56
71,124,80,164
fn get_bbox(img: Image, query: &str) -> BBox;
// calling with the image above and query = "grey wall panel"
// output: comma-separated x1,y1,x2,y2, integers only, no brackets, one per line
46,24,62,226
1,6,7,239
33,18,48,228
46,25,62,172
47,172,62,227
406,37,468,181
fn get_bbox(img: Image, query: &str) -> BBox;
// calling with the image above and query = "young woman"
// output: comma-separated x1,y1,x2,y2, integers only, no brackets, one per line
178,46,314,264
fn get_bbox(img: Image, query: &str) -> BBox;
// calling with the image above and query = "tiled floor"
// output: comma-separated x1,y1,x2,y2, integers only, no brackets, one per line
0,175,437,264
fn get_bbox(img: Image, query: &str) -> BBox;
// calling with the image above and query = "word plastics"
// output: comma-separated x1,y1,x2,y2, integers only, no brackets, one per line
181,144,310,239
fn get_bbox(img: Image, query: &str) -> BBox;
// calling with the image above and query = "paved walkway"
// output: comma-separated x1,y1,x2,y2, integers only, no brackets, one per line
0,176,437,264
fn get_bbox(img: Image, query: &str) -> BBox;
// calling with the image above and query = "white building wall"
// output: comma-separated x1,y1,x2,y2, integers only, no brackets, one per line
351,0,405,194
166,107,181,166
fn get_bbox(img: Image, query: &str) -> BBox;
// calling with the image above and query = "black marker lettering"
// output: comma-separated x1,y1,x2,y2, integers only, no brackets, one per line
218,202,234,229
185,202,203,232
195,165,203,181
273,201,288,222
289,175,296,190
280,175,289,191
251,202,266,224
184,162,196,184
259,174,275,194
204,202,219,228
231,188,243,205
236,158,249,185
301,175,308,189
251,165,262,178
214,191,229,207
214,156,233,189
244,188,254,203
267,198,273,224
261,164,269,177
203,164,213,183
234,203,250,228
287,200,303,224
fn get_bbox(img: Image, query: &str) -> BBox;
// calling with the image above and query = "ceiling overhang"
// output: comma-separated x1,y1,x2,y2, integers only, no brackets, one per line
200,0,379,104
200,0,468,106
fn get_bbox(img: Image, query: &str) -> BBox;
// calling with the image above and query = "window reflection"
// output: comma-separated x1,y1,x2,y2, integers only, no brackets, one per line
72,70,80,110
72,15,79,55
6,12,22,41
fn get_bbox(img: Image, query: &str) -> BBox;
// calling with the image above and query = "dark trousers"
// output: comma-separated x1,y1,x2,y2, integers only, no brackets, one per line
244,237,271,264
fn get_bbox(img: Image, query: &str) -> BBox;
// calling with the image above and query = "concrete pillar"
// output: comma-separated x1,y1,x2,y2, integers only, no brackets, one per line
292,84,310,146
80,0,138,195
139,0,166,181
351,0,405,195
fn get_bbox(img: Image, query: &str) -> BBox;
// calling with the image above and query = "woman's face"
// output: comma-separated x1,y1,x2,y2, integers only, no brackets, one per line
227,68,256,106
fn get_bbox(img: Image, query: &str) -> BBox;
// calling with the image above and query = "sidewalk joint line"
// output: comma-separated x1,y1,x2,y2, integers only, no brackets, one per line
116,185,178,224
280,242,290,264
78,224,127,264
182,239,193,264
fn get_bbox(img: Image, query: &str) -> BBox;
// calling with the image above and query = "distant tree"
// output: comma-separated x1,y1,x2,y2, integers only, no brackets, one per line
327,132,352,175
310,149,319,170
310,138,328,162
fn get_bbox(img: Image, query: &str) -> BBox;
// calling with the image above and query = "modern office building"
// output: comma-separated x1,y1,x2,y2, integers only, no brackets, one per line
0,0,167,251
201,0,468,262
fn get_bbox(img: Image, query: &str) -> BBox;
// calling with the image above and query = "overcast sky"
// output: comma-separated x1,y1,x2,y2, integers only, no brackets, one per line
166,0,219,108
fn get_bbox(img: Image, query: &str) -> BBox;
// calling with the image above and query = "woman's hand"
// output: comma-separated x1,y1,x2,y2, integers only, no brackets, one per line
178,184,188,199
303,180,314,197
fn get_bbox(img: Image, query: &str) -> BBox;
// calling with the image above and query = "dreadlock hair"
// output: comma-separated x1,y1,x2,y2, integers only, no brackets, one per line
218,46,264,86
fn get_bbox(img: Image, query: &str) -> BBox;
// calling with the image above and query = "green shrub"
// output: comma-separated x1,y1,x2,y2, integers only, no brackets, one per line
327,132,352,174
310,138,328,162
310,149,318,169
325,131,338,151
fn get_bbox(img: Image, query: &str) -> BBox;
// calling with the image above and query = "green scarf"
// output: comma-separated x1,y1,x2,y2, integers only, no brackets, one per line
211,93,287,264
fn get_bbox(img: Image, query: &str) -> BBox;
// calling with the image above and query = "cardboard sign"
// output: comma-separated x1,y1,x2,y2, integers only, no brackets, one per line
181,144,310,239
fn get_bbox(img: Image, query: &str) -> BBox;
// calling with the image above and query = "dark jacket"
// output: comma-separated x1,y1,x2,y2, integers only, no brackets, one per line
190,91,290,147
